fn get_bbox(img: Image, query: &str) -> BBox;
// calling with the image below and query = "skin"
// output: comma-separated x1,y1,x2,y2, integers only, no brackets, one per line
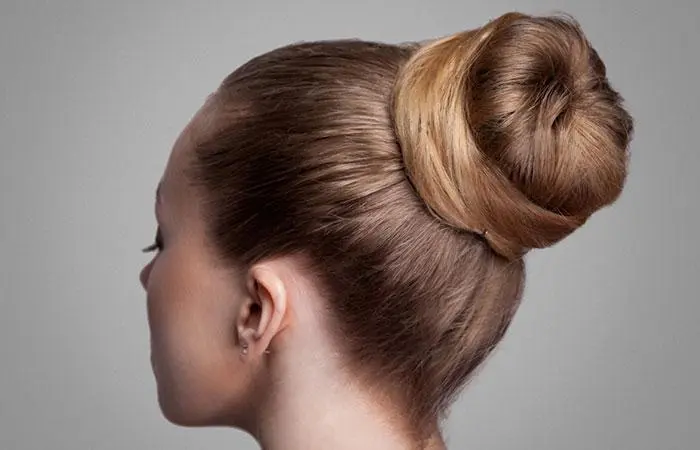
139,95,447,450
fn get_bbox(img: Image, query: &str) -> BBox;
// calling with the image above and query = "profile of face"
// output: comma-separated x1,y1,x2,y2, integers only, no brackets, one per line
139,98,233,425
139,97,290,428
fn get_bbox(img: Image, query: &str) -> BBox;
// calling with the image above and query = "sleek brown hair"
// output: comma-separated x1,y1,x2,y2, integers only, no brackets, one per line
187,11,633,445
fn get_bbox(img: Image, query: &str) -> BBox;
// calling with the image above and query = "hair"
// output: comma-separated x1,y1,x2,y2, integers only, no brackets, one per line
187,11,633,446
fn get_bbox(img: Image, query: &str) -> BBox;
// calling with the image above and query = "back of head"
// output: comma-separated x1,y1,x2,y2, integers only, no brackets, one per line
394,12,633,260
190,11,633,445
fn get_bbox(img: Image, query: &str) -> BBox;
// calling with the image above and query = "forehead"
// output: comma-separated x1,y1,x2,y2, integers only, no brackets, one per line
161,97,220,199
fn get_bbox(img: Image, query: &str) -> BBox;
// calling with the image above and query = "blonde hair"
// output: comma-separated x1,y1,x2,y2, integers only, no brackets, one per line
395,12,631,260
188,11,633,445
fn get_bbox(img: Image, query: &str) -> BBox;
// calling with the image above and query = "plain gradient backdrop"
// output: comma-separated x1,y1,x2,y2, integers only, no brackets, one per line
1,0,698,449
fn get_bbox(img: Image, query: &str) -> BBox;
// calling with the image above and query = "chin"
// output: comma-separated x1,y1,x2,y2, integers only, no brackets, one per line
155,386,207,427
156,384,243,428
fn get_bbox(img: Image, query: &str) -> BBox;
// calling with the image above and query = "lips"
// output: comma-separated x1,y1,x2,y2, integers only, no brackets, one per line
150,348,159,378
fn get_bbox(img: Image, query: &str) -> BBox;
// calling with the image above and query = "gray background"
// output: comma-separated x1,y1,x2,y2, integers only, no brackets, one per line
1,0,697,449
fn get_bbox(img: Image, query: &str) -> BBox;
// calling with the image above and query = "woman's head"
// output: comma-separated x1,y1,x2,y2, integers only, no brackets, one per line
140,11,632,443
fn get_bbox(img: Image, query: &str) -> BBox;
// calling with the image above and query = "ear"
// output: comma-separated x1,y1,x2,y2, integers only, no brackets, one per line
236,263,288,356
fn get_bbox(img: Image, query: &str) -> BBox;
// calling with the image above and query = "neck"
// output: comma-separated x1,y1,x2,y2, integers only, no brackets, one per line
248,344,446,450
241,278,447,450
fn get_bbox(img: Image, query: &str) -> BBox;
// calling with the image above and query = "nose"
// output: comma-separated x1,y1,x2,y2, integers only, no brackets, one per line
140,259,154,290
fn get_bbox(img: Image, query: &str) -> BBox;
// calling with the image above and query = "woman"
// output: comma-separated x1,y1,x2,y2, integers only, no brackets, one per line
139,11,633,450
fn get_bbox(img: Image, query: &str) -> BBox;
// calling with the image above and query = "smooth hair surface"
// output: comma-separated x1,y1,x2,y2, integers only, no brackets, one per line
186,11,633,444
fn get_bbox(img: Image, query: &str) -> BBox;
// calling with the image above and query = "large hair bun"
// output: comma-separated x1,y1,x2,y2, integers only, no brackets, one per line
392,12,634,260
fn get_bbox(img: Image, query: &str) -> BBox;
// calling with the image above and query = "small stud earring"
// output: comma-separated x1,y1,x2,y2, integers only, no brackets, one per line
241,342,249,355
264,348,271,354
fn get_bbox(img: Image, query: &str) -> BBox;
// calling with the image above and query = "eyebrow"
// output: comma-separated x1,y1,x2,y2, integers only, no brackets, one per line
155,182,164,223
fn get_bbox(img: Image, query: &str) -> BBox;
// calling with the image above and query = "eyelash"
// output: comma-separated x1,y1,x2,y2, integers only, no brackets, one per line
142,227,164,253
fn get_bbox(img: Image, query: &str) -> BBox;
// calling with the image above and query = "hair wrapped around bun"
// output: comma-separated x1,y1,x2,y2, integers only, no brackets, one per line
393,12,634,260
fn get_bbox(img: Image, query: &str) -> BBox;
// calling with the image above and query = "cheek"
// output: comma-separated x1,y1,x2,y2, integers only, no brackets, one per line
147,254,212,373
145,249,243,423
